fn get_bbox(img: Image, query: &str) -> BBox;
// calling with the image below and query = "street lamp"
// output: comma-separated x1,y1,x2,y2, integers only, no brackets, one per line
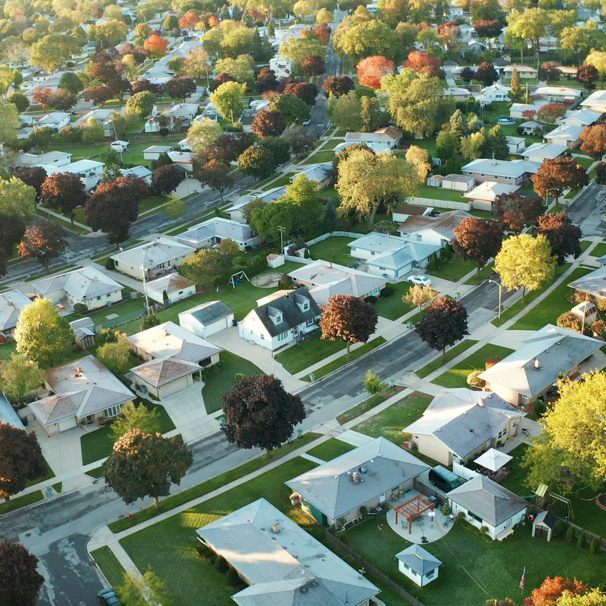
488,278,503,319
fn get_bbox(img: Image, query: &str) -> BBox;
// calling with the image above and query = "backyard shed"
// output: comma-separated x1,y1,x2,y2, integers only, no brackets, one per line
395,544,442,587
532,510,556,542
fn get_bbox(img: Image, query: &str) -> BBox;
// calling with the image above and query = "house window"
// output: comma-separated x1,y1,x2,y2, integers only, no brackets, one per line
302,302,309,310
306,318,314,326
105,405,122,417
426,569,436,579
278,332,287,341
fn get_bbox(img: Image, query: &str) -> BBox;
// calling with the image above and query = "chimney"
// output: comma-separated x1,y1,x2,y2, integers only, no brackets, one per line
352,471,361,483
271,521,280,534
534,357,541,370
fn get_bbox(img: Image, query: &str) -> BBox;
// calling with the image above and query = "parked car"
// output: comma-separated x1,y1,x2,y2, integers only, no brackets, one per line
407,275,432,286
498,117,516,125
98,588,122,606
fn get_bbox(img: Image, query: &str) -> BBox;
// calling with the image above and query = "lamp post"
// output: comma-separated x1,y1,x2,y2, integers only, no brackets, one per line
488,278,503,319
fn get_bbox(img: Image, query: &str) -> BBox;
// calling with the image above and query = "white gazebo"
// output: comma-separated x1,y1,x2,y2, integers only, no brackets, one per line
474,448,513,472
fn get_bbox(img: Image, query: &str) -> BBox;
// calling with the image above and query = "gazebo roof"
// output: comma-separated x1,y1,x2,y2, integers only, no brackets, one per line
474,448,513,472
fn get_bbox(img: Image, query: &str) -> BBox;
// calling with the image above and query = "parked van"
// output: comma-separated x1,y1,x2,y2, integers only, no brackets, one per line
429,466,465,492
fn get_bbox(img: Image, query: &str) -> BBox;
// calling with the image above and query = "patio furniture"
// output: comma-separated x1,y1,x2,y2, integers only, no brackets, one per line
394,494,436,534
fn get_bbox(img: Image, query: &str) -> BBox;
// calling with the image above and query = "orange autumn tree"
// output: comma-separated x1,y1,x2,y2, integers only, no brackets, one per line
357,55,395,89
143,34,168,58
524,577,588,606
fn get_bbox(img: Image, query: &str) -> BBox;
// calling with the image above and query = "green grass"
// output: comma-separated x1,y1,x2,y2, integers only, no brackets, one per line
109,433,321,533
336,386,404,425
416,339,479,379
0,341,16,361
74,296,145,327
354,391,433,444
80,401,176,465
372,282,414,320
25,459,55,488
580,240,593,252
260,172,293,189
91,546,127,589
305,337,386,381
510,266,592,330
86,465,106,478
0,490,44,515
591,242,606,258
427,256,477,282
308,236,355,266
301,149,335,164
37,208,90,234
202,351,263,414
464,263,495,285
52,482,62,493
275,332,346,374
306,439,355,461
320,138,345,150
573,156,593,170
416,183,467,202
433,344,515,388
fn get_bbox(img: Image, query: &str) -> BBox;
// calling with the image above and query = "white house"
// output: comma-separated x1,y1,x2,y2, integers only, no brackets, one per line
506,136,526,155
560,108,602,127
167,151,193,171
178,301,234,338
503,65,537,79
396,210,472,246
342,127,402,153
396,545,442,587
120,166,153,184
143,145,173,161
522,142,567,164
76,108,117,136
479,83,510,104
16,151,72,168
0,289,32,338
29,266,123,312
580,89,606,114
447,475,528,541
37,111,71,129
238,287,321,351
462,158,539,185
544,123,584,148
510,102,547,119
269,55,293,79
176,217,261,251
110,140,130,153
226,186,287,223
463,181,520,211
164,102,199,125
145,273,196,305
110,237,195,280
426,174,475,192
42,160,105,191
532,86,582,103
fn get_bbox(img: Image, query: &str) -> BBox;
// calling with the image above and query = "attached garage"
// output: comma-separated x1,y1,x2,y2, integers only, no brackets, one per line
178,301,234,338
129,357,201,400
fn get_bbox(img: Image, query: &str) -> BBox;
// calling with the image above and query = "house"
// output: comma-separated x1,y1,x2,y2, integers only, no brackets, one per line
43,159,105,190
288,261,388,306
396,545,442,587
29,266,123,312
238,287,321,351
392,203,435,223
343,127,402,153
462,158,539,185
167,151,193,171
110,140,129,153
0,289,32,338
178,301,234,338
464,181,520,211
27,355,135,435
347,233,441,281
427,173,475,192
143,145,173,161
532,86,582,103
269,55,293,79
544,124,584,148
110,237,195,280
518,120,546,136
503,65,537,79
510,102,547,119
405,388,525,466
556,65,578,79
396,210,473,246
226,186,287,222
16,150,72,168
120,166,152,184
176,217,261,251
286,437,429,528
568,265,606,301
70,317,96,349
164,102,199,125
38,111,71,129
75,108,117,136
127,321,222,399
580,89,606,114
196,498,379,606
479,324,603,405
479,83,511,104
443,86,471,102
178,137,192,151
0,395,24,428
560,108,602,127
299,162,333,188
447,475,528,540
506,136,526,155
522,143,567,164
145,273,196,305
466,39,487,53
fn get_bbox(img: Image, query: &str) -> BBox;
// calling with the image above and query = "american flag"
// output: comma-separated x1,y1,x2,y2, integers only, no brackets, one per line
519,567,526,592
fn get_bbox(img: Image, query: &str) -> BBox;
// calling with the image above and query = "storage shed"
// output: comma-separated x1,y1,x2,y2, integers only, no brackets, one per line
532,510,556,542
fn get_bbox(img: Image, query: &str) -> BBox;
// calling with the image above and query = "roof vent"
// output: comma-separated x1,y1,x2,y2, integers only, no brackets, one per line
534,357,541,370
352,471,362,483
359,466,368,474
74,367,82,377
271,521,280,534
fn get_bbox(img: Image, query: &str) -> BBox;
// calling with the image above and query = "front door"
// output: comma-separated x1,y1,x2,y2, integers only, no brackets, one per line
85,415,94,424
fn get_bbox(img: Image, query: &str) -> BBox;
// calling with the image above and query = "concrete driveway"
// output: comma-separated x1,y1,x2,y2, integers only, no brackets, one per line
160,382,211,442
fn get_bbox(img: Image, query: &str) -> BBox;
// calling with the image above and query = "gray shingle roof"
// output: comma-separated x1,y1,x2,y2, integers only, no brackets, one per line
130,357,200,388
179,301,233,326
395,544,442,576
569,266,606,298
0,289,31,332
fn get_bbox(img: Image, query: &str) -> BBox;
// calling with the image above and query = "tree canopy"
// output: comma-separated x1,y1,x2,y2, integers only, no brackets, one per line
536,212,582,265
415,295,469,354
0,540,44,606
17,220,68,269
452,218,503,272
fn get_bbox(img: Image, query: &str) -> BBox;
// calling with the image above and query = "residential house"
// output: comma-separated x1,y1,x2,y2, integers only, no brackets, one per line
176,217,261,251
120,166,153,184
16,150,72,168
110,238,195,280
196,498,379,606
568,265,606,302
29,266,123,312
163,102,199,126
286,437,429,528
298,162,333,188
447,475,528,540
42,160,105,190
342,127,402,153
466,39,487,53
478,83,511,104
396,545,442,587
464,181,520,211
347,233,440,281
226,186,287,222
462,158,539,185
0,395,24,428
531,86,582,103
178,138,192,151
145,274,196,305
426,174,475,192
556,65,578,79
506,136,526,155
110,140,129,153
518,120,546,135
143,145,173,161
75,108,117,136
503,65,537,79
405,388,525,466
510,102,547,119
127,321,222,399
167,151,193,172
443,86,471,102
269,55,293,79
396,210,473,246
479,324,603,405
178,301,234,338
27,355,135,435
580,89,606,114
522,143,567,164
560,108,602,127
238,287,321,351
288,261,388,306
0,289,31,338
392,204,435,223
38,111,71,129
544,123,584,148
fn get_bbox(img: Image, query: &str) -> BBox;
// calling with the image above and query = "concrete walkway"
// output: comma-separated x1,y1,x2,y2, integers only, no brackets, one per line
335,429,374,447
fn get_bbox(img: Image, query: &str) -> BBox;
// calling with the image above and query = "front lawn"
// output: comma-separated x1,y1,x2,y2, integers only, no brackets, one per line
591,242,606,258
306,439,355,461
301,150,335,164
354,391,432,443
308,236,355,266
91,546,127,589
372,282,414,321
0,490,44,515
202,351,263,414
275,332,345,375
510,266,593,330
336,386,404,425
416,339,479,379
432,344,515,388
427,256,476,282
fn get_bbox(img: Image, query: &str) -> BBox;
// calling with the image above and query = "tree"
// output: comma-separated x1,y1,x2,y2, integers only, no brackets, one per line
560,24,606,65
336,148,419,227
280,36,325,69
8,92,29,112
536,212,582,265
215,55,255,84
222,374,305,452
357,55,395,89
507,8,549,62
0,177,36,222
152,164,185,195
493,193,544,232
532,157,588,204
184,48,210,83
16,167,47,201
539,61,562,83
0,99,18,144
256,67,278,93
132,79,163,96
0,212,25,257
537,103,568,124
251,110,286,138
284,81,318,106
97,334,132,375
195,159,233,203
510,67,522,102
405,145,432,181
17,220,68,270
364,370,383,395
0,354,43,404
452,218,503,272
580,124,606,160
495,234,556,300
416,295,469,355
284,129,317,160
165,193,186,218
556,589,606,605
303,54,326,77
105,430,192,508
475,61,499,86
125,91,157,118
324,75,355,97
238,143,283,180
180,249,231,287
210,133,255,164
144,33,168,57
163,76,196,100
186,118,222,154
334,19,395,61
403,51,443,78
0,540,44,606
111,401,160,440
84,85,114,106
320,294,378,356
117,569,172,606
577,64,599,91
473,19,502,39
403,284,438,314
59,71,83,94
459,66,476,84
328,91,363,131
210,81,246,125
30,34,77,72
268,93,310,125
524,577,589,606
40,172,87,222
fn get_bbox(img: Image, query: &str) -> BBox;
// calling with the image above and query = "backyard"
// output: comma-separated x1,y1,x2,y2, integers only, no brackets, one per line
308,236,355,266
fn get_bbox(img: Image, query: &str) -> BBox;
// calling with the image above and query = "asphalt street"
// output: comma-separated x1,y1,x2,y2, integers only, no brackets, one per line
566,179,606,238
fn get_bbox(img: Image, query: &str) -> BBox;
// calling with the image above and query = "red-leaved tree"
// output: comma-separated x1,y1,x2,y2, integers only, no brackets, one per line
144,34,168,57
452,217,503,273
536,212,582,265
416,295,469,355
524,576,588,606
531,157,588,203
357,55,395,89
17,220,68,269
403,51,443,78
0,540,44,606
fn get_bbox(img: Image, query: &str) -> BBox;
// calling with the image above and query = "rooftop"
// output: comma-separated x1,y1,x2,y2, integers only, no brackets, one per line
30,266,122,302
178,300,233,326
110,238,195,270
0,289,31,332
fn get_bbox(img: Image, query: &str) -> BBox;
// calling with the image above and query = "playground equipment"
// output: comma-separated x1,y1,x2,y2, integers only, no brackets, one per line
535,484,574,520
228,271,250,288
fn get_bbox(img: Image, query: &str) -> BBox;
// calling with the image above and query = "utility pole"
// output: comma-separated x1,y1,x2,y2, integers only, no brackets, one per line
277,225,286,253
488,278,503,318
141,264,150,313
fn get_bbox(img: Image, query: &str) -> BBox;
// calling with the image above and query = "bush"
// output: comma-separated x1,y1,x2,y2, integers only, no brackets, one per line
73,303,88,313
534,400,547,417
441,502,451,516
359,505,368,516
590,536,600,555
485,356,502,369
381,286,394,297
554,519,564,538
207,552,217,564
557,311,583,333
456,511,466,521
467,369,485,388
590,320,605,336
278,275,293,290
105,257,115,270
566,526,576,543
364,295,378,304
226,567,240,587
195,543,211,558
215,555,228,572
578,530,586,549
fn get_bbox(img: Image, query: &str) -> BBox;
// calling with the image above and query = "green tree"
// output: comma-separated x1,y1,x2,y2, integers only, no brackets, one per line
97,334,132,374
279,36,325,70
215,54,255,83
560,23,606,65
186,117,223,153
405,145,431,181
585,50,606,80
0,99,19,144
327,91,362,131
510,67,522,102
268,93,310,126
449,108,466,138
165,193,186,218
14,298,73,367
364,370,383,395
283,174,324,236
210,81,246,125
117,569,172,606
460,130,486,160
507,8,550,62
111,402,160,440
125,91,156,118
0,354,44,403
180,249,231,287
29,34,77,72
334,19,395,61
0,177,36,221
360,95,386,132
58,71,83,94
495,234,556,300
403,283,438,315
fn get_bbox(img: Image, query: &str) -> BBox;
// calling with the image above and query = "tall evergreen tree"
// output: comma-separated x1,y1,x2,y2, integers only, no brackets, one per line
510,67,522,102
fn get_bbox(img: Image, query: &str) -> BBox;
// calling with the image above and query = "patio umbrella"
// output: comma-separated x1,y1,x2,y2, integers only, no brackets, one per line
474,448,513,472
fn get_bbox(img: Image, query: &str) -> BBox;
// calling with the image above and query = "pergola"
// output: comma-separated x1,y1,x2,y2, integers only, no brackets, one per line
394,495,436,534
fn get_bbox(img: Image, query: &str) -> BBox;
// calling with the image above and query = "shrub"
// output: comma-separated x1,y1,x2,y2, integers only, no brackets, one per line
73,303,88,313
207,552,217,564
534,400,547,417
485,356,502,369
578,530,586,549
554,519,564,538
226,567,240,587
566,526,576,543
141,314,160,330
364,295,378,304
215,555,229,572
359,505,368,516
441,502,451,516
456,511,466,521
480,526,489,534
467,369,485,388
381,286,394,297
105,257,115,270
195,543,211,558
278,275,293,290
590,536,600,555
557,311,583,333
590,320,605,336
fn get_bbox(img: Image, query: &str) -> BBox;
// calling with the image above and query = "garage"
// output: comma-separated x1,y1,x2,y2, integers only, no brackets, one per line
178,301,234,339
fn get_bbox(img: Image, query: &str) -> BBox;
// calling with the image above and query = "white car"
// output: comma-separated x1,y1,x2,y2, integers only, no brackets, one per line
408,275,432,286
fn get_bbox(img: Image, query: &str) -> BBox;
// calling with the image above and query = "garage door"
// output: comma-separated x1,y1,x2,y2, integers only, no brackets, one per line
205,317,229,337
58,417,78,432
